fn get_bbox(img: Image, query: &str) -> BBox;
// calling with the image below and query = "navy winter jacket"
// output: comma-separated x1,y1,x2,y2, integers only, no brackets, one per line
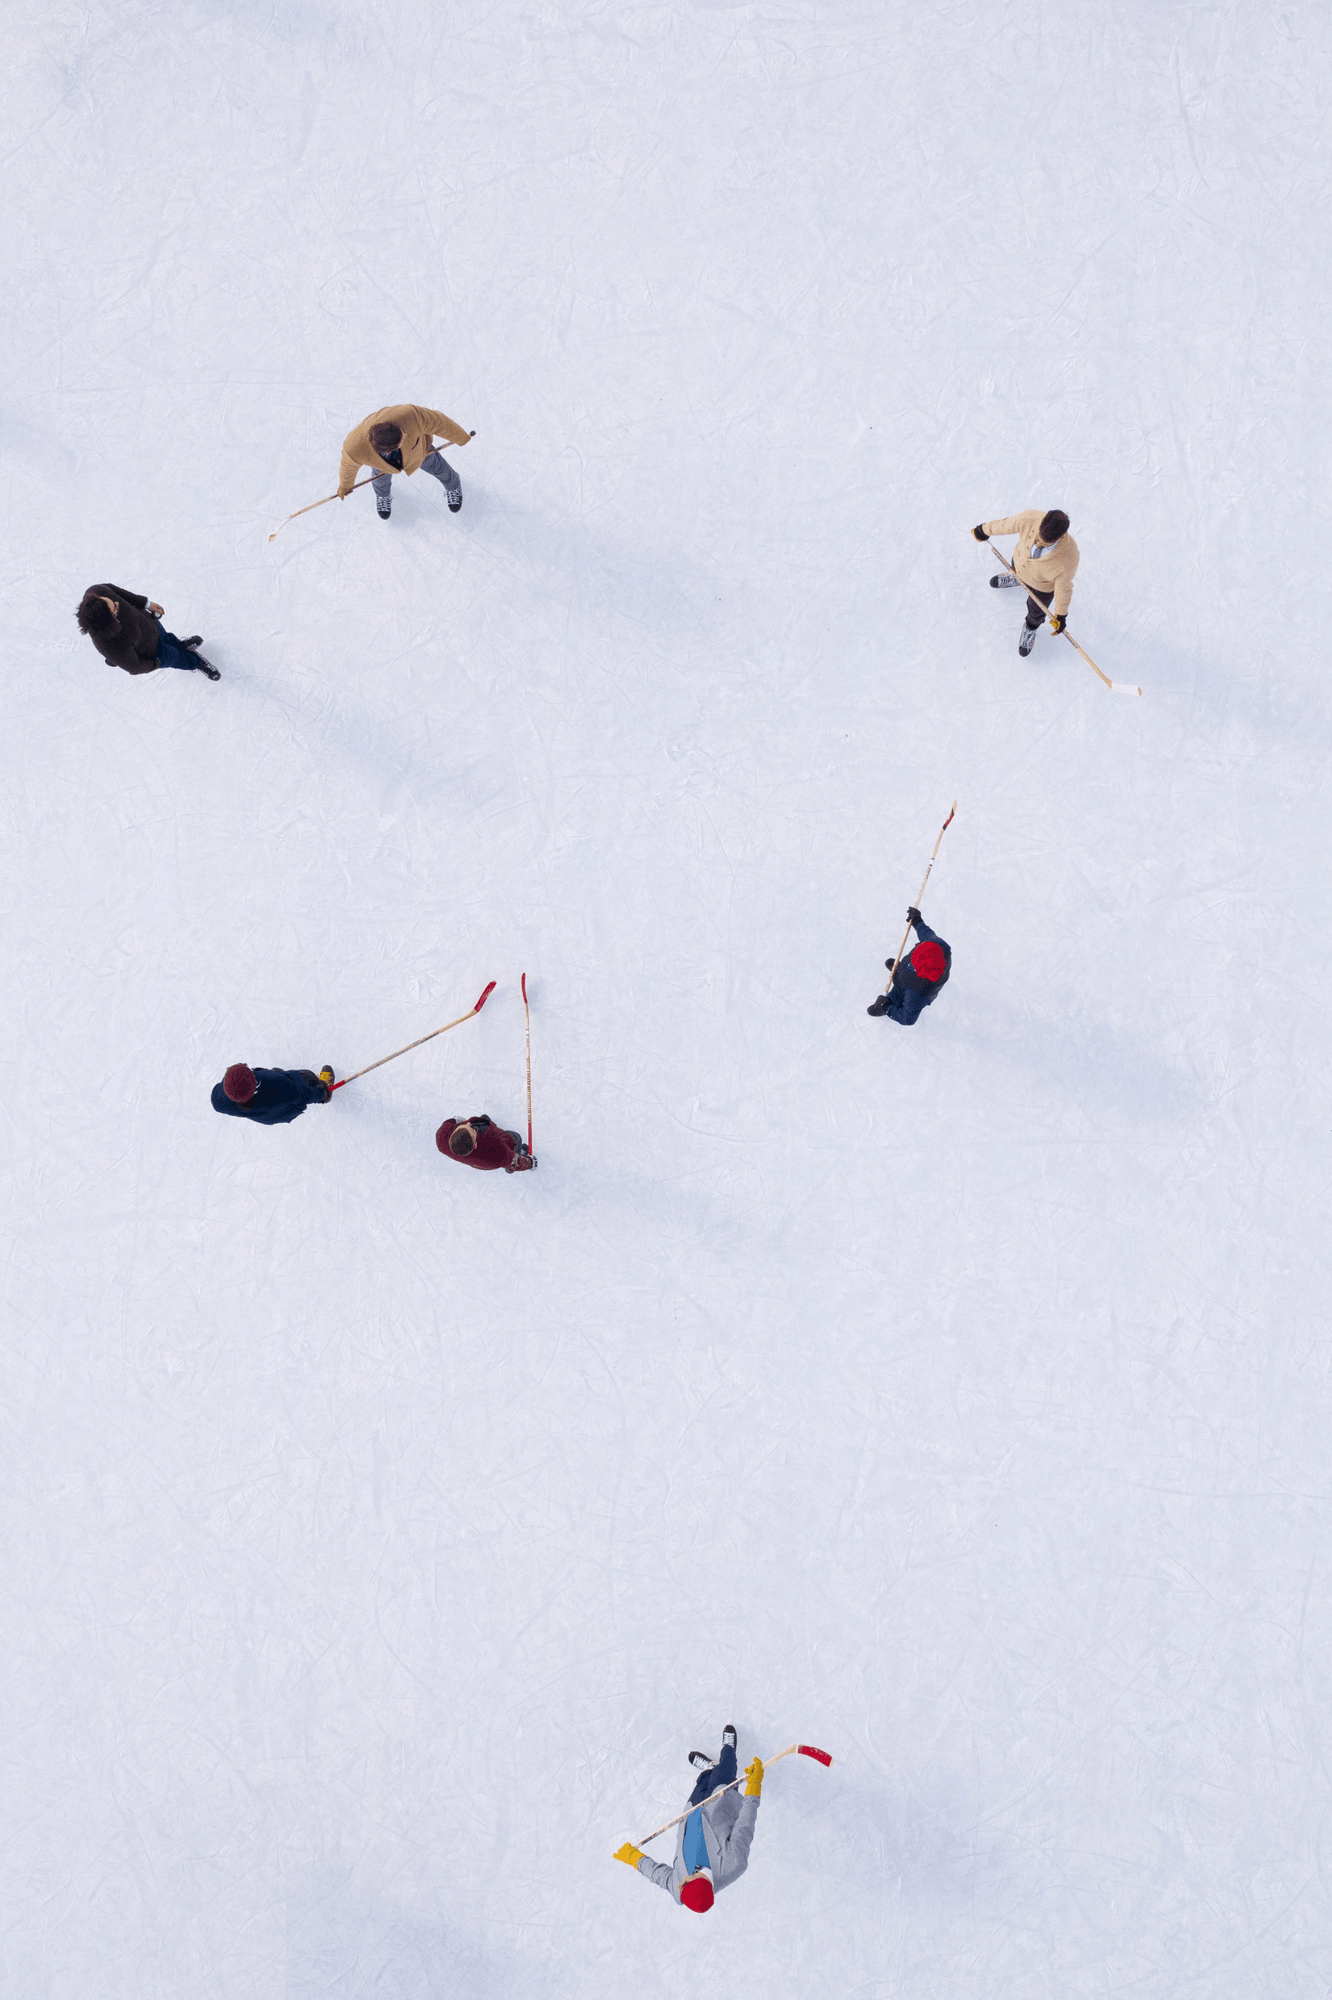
885,917,952,1026
210,1068,329,1125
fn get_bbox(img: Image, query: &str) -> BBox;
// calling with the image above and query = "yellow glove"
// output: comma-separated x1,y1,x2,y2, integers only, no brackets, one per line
614,1842,644,1867
1049,613,1067,635
744,1757,763,1798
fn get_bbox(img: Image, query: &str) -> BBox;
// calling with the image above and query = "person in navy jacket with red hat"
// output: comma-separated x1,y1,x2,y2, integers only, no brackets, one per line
436,1115,536,1172
868,908,951,1024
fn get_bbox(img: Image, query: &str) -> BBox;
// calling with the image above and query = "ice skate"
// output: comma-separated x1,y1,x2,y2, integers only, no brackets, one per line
989,571,1021,588
1019,621,1038,656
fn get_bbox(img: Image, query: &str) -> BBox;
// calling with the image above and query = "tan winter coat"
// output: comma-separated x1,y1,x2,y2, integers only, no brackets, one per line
338,404,471,497
982,510,1080,616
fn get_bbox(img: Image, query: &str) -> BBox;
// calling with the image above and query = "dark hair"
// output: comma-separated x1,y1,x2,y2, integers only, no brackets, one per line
369,420,403,454
1039,509,1070,542
77,593,115,636
448,1123,476,1157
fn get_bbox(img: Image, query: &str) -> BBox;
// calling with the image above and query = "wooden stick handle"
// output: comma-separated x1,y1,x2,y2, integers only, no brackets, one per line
881,803,956,996
637,1746,800,1846
521,974,533,1151
985,542,1139,694
331,982,496,1090
267,435,474,542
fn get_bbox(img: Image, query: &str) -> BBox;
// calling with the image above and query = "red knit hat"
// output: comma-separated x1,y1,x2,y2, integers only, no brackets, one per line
680,1874,715,1913
911,940,947,983
223,1063,258,1103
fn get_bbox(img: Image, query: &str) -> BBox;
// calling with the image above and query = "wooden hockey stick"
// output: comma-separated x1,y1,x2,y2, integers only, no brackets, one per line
636,1744,833,1846
985,541,1141,696
330,981,496,1091
267,433,474,542
881,803,956,996
521,973,533,1151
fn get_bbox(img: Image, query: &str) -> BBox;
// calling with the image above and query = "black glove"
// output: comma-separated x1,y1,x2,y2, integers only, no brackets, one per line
867,994,889,1017
972,524,989,541
1049,613,1067,635
907,906,922,926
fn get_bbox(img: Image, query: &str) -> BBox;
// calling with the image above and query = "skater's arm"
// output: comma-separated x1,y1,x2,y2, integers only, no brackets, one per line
337,438,366,498
634,1854,676,1894
980,514,1028,538
102,586,149,611
910,914,941,944
417,407,472,447
716,1794,759,1879
1051,543,1079,617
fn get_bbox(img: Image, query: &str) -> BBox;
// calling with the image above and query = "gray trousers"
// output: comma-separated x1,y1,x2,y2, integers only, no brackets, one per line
372,448,459,508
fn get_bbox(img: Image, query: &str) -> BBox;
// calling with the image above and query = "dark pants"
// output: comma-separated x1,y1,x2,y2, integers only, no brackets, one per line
1025,586,1054,630
687,1741,738,1806
372,448,460,507
155,619,201,672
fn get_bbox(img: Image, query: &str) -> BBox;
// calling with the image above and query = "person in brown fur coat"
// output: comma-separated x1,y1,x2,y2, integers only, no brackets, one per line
75,586,220,679
338,403,474,520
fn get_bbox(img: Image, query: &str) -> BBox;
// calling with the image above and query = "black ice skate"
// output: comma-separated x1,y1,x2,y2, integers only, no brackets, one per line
448,489,463,513
722,1724,737,1751
182,634,204,647
989,572,1021,588
377,499,392,520
689,1751,716,1772
196,657,221,680
1019,621,1039,656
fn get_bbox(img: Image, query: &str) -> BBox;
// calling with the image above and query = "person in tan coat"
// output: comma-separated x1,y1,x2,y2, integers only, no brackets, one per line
338,403,474,520
973,509,1079,656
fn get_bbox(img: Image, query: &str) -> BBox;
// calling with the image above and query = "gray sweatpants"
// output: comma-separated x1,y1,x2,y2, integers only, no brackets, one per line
372,449,459,508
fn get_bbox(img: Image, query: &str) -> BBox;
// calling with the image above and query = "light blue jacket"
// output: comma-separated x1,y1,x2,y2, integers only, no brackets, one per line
636,1788,759,1902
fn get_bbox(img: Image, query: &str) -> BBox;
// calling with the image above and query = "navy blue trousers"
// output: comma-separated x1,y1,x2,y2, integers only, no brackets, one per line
687,1740,738,1806
155,619,201,672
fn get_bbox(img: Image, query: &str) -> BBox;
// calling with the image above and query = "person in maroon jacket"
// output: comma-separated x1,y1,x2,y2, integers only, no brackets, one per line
75,584,220,679
435,1115,536,1173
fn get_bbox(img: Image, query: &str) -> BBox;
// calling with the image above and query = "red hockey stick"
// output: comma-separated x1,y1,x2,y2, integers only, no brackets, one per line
636,1743,832,1846
330,982,496,1090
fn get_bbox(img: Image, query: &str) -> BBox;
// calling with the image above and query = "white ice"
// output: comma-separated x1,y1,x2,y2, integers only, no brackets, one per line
3,3,1330,1994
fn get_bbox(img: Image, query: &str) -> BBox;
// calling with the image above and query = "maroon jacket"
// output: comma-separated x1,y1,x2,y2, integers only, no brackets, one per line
81,586,161,675
435,1116,530,1172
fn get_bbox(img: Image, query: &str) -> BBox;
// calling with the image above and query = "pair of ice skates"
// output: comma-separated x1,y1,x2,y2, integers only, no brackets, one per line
989,569,1046,656
688,1723,738,1773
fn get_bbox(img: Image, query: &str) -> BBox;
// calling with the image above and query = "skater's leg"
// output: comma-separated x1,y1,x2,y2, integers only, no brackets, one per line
421,448,462,508
1025,587,1053,630
154,622,201,672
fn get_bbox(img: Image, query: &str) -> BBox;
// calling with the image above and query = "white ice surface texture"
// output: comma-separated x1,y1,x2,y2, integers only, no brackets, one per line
3,3,1331,1995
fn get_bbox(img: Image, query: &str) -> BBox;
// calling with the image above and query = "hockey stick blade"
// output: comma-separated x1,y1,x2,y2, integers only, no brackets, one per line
798,1744,833,1765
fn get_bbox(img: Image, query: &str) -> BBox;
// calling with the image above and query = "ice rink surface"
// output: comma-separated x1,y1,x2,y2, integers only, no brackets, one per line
3,2,1331,1993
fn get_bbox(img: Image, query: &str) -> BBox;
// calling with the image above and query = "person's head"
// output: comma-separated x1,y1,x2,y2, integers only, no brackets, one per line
679,1871,715,1914
448,1121,478,1157
76,593,118,636
1038,509,1069,545
369,420,403,456
911,940,947,983
223,1063,258,1104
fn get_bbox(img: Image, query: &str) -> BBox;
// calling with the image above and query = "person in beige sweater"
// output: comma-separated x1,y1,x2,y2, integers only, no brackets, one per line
338,403,473,520
973,509,1079,656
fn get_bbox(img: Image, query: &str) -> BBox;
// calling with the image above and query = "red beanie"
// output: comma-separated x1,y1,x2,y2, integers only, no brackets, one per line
680,1875,715,1913
911,940,947,983
223,1063,258,1103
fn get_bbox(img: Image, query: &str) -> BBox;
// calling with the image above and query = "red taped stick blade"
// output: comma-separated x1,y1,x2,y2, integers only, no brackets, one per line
798,1745,832,1766
521,973,528,1003
473,981,497,1012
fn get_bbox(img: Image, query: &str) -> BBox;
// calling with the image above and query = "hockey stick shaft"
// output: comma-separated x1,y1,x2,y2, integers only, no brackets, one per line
330,982,497,1090
268,437,469,542
637,1743,833,1846
521,973,533,1151
882,803,956,995
986,544,1141,695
